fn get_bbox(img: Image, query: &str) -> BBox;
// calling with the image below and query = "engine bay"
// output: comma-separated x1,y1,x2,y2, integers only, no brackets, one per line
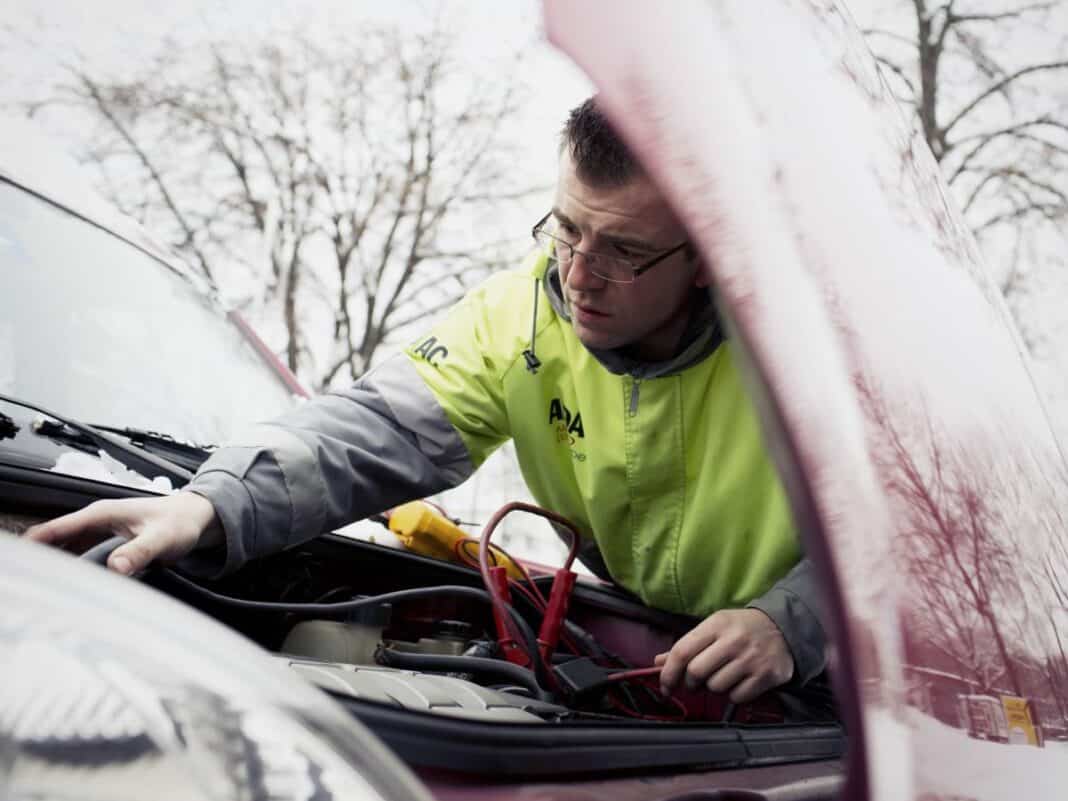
148,501,838,730
3,484,844,776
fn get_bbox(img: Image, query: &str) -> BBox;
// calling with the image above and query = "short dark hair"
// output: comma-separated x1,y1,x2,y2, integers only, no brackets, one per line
560,96,641,187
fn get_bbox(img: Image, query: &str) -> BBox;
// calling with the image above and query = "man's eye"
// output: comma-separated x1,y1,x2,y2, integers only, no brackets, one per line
612,243,647,259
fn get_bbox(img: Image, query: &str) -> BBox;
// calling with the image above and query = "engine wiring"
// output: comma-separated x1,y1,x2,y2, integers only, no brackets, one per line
454,534,588,659
467,501,686,721
603,665,688,722
374,499,688,720
605,666,664,682
454,538,549,609
159,569,551,689
455,537,587,655
476,502,580,666
86,498,695,721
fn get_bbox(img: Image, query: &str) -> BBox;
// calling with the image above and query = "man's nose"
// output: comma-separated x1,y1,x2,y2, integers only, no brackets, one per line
565,251,606,291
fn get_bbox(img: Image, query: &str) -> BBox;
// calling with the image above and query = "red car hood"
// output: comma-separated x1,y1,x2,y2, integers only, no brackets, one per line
546,2,1068,799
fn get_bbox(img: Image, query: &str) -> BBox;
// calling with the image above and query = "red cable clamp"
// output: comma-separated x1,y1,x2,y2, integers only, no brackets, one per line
488,565,530,667
537,567,577,664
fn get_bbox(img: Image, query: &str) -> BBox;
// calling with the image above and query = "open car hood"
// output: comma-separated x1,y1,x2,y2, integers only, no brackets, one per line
544,1,1068,799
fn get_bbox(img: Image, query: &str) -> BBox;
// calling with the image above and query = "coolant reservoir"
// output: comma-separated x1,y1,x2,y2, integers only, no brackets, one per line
280,604,391,665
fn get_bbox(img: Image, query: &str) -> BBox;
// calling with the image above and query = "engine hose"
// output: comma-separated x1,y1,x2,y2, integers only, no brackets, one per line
377,648,553,703
161,570,550,689
80,535,126,566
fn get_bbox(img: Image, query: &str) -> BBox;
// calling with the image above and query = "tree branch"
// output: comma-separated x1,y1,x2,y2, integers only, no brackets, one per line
946,116,1067,182
73,72,217,284
943,61,1068,138
947,3,1056,25
873,54,918,99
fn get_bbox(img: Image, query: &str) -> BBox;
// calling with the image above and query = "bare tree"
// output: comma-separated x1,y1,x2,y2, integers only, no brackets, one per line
25,21,540,388
856,373,1029,694
862,1,1068,338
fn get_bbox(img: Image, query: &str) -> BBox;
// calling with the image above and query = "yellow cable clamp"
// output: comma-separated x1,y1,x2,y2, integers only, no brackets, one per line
387,500,524,580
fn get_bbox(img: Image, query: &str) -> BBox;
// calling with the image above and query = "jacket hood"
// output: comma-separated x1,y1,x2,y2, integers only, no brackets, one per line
541,261,724,379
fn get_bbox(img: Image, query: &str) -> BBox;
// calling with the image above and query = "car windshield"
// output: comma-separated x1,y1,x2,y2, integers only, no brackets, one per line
0,180,299,446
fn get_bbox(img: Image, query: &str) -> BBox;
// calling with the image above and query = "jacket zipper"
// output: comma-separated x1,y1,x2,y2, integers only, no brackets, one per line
629,378,641,416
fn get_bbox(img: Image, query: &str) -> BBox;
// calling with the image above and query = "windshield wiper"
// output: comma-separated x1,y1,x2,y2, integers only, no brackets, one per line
88,425,213,472
33,421,212,473
0,412,17,442
0,393,194,487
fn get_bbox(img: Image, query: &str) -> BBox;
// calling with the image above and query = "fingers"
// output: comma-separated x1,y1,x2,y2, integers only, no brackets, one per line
658,612,725,693
658,609,795,701
692,641,746,693
728,674,770,704
104,495,209,573
108,531,165,576
24,500,124,546
22,493,213,577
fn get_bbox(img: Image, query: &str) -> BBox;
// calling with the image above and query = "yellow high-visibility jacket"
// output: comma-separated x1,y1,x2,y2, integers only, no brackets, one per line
188,251,826,683
406,252,800,616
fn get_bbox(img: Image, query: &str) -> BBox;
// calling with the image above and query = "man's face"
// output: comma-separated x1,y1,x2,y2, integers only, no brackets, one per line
552,151,706,360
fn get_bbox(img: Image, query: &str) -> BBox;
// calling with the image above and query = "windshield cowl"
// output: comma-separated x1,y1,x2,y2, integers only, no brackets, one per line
0,396,188,492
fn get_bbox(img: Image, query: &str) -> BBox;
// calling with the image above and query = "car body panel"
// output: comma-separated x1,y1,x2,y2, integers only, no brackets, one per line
545,0,1068,799
422,761,842,801
0,532,435,801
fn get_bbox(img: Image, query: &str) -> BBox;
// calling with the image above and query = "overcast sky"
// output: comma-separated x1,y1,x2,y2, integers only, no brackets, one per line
4,0,1066,548
4,1,1064,401
2,0,591,182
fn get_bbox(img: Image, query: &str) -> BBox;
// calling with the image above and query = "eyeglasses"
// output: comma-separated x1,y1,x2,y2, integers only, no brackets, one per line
531,212,689,284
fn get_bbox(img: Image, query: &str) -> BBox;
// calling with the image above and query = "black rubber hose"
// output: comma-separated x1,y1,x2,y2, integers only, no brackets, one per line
80,535,126,566
161,570,550,690
76,537,556,698
376,649,554,703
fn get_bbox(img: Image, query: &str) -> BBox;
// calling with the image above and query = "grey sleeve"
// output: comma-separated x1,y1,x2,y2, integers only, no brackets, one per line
746,556,828,685
178,355,475,579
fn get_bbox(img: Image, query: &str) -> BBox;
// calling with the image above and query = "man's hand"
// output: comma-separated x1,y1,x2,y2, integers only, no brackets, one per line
23,491,221,576
655,608,794,703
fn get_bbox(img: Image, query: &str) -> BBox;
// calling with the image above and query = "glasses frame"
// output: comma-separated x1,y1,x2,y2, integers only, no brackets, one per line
531,212,689,284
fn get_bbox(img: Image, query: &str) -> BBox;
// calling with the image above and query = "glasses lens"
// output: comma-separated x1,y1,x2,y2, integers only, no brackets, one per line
590,256,636,284
533,224,636,282
535,230,569,261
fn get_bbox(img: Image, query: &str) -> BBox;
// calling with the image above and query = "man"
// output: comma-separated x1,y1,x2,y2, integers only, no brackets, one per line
26,97,826,704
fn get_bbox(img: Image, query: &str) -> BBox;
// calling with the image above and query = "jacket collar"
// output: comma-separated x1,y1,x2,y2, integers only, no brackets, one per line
542,261,724,379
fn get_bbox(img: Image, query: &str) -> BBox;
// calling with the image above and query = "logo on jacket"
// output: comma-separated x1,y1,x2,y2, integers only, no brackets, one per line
412,336,449,367
548,398,585,460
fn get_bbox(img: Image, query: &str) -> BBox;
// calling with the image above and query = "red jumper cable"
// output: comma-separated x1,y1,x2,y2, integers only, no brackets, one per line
477,502,582,668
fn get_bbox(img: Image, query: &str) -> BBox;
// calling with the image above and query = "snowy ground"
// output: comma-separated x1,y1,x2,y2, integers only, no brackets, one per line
868,705,1068,800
